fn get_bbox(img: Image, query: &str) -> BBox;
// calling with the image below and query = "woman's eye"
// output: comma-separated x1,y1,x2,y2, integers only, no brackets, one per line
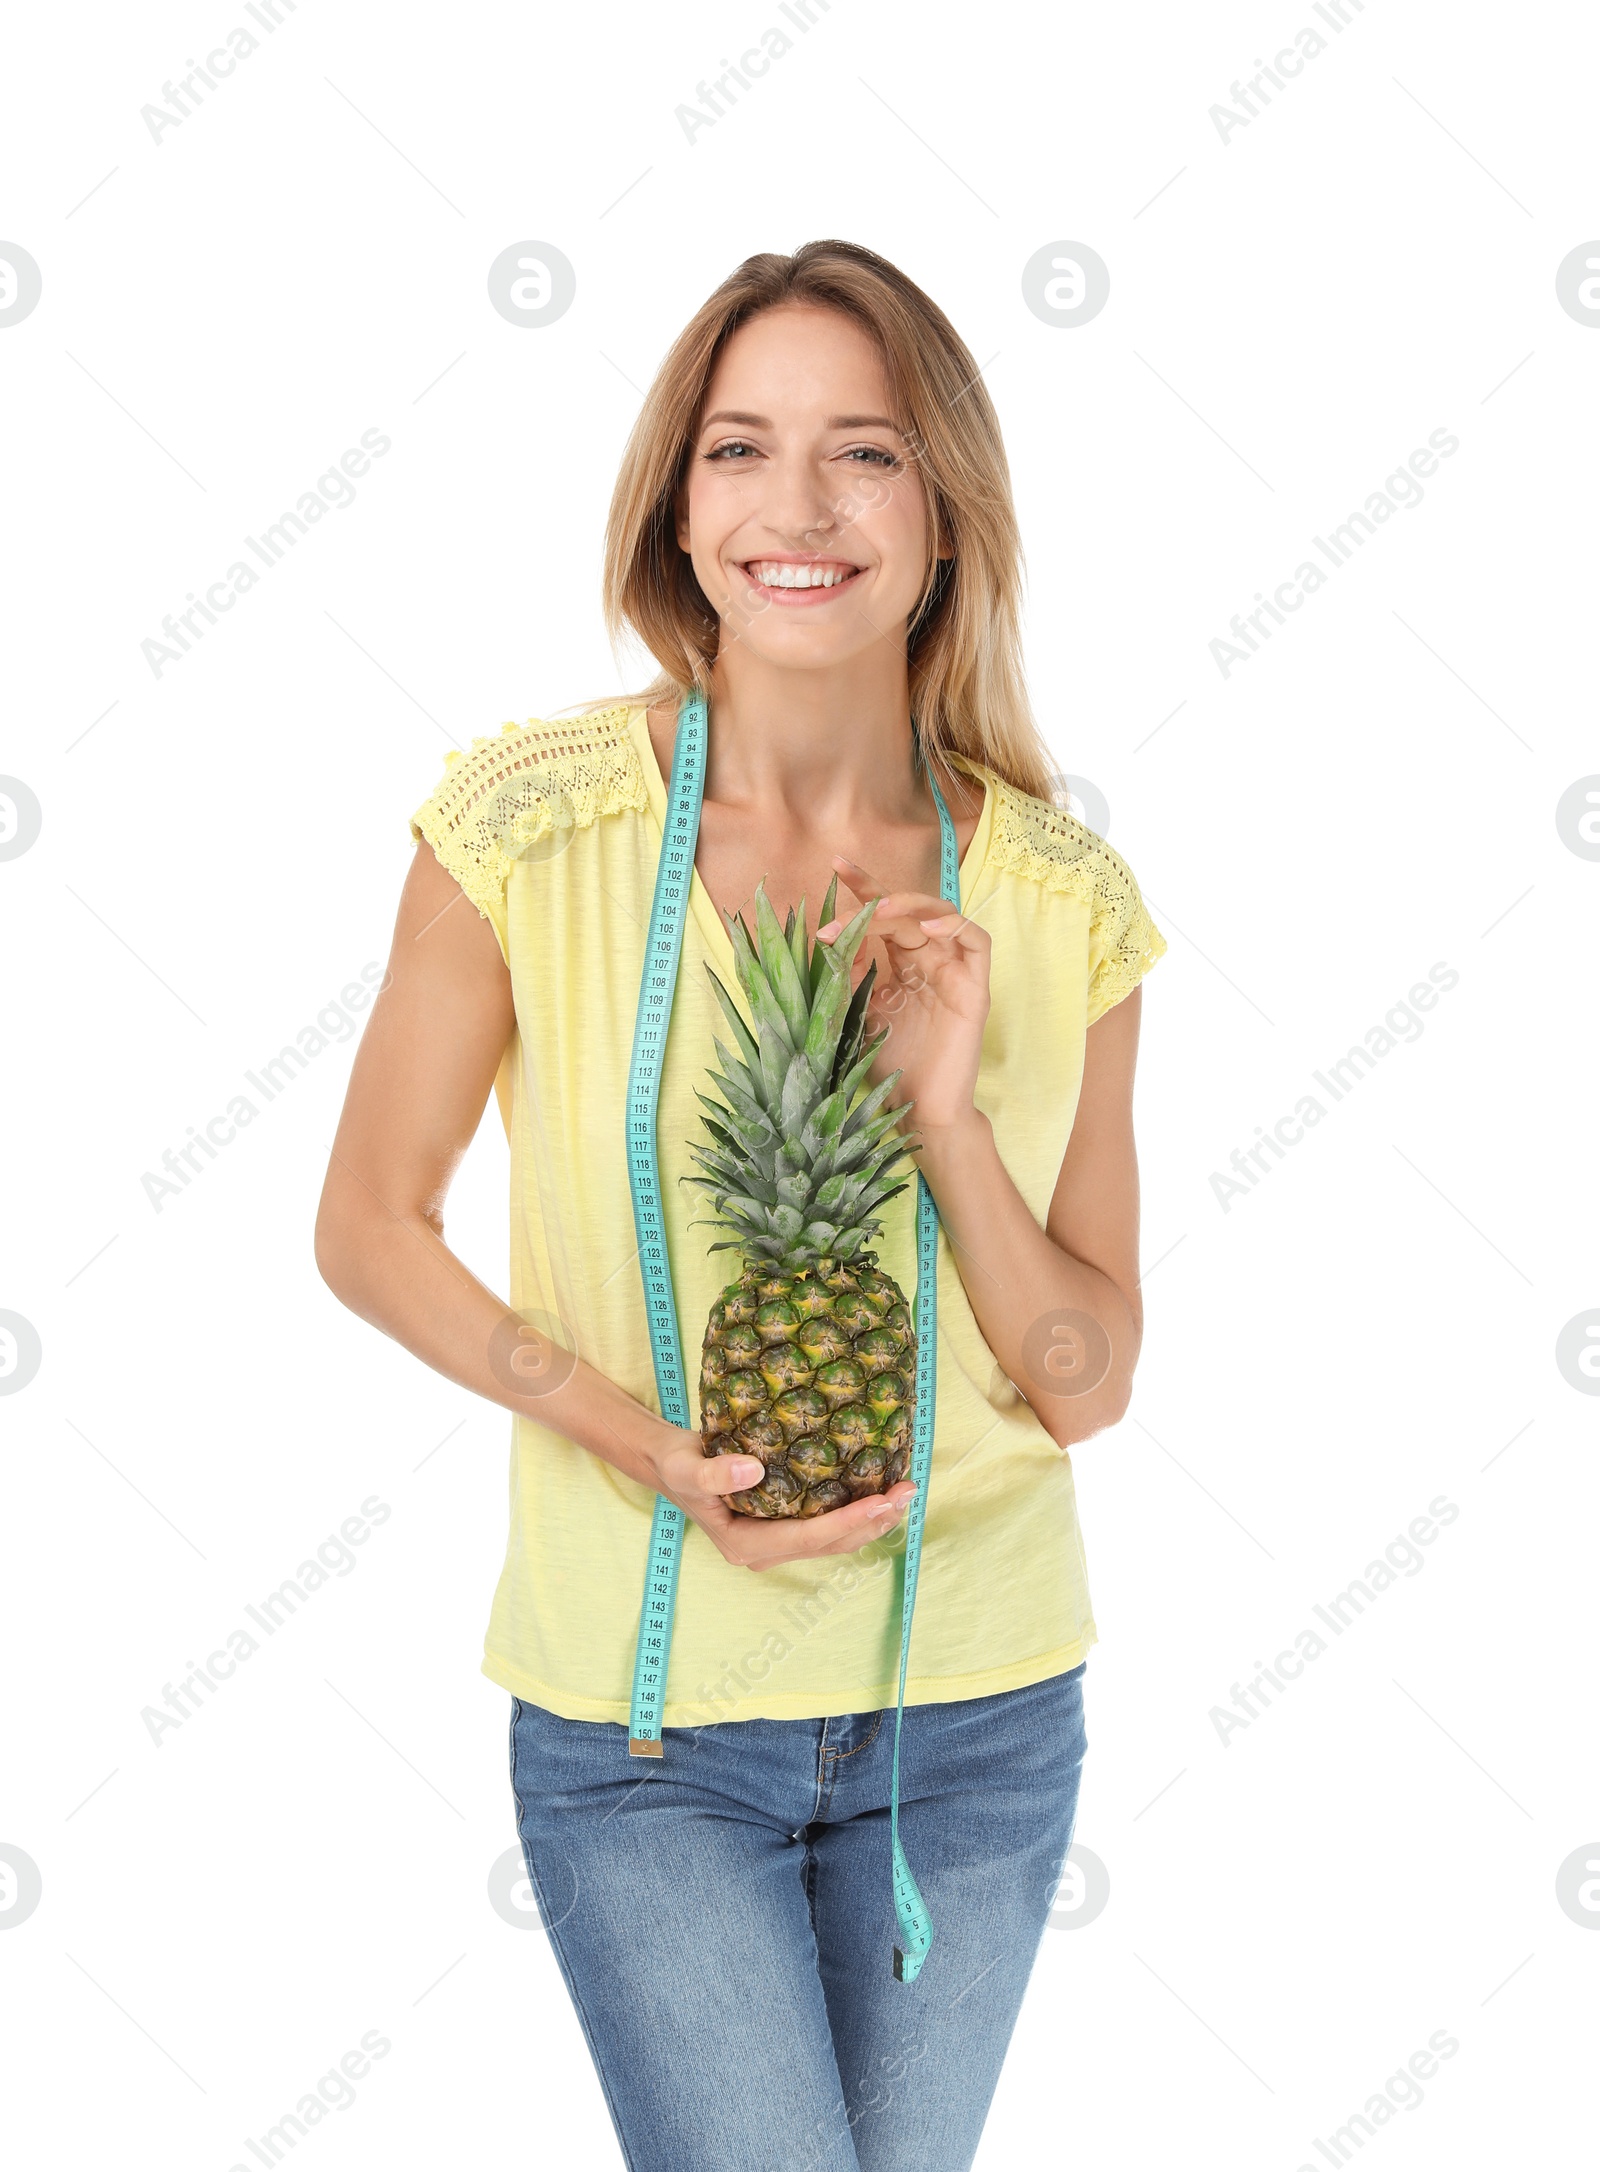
703,440,899,468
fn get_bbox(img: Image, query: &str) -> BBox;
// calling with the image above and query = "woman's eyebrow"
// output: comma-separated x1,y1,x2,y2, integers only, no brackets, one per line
698,410,903,432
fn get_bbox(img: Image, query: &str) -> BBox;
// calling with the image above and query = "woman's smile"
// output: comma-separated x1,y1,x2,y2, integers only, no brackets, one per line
736,551,869,604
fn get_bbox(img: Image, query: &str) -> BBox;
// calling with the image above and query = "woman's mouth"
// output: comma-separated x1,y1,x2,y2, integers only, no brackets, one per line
738,557,867,606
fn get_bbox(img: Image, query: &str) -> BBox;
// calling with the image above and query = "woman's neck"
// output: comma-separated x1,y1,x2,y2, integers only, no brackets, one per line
703,644,925,828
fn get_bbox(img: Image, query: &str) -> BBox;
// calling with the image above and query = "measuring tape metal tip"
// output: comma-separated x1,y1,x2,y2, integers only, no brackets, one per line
892,1936,932,1984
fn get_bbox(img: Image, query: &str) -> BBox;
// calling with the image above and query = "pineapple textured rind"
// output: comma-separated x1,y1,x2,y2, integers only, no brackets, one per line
684,874,921,1516
700,1258,917,1517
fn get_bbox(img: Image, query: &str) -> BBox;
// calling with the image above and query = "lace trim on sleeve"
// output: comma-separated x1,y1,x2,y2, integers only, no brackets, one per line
969,767,1168,1023
407,706,649,936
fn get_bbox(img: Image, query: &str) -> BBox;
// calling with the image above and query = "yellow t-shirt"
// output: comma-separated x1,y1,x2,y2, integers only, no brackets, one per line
409,701,1165,1725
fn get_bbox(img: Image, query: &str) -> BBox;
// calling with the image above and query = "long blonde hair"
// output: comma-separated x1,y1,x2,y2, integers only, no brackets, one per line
591,240,1060,805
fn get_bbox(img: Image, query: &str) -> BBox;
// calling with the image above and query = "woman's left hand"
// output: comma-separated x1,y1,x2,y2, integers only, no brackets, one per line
818,853,990,1132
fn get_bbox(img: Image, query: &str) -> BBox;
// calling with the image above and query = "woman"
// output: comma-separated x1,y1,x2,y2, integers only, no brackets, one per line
315,240,1165,2171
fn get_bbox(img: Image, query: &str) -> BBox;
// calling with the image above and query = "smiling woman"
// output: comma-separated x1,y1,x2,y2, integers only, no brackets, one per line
315,239,1166,2172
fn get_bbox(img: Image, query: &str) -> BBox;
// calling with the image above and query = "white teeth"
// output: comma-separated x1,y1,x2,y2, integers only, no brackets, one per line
750,562,856,589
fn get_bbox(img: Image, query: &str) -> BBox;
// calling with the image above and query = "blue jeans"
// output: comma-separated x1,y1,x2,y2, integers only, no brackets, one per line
508,1662,1088,2172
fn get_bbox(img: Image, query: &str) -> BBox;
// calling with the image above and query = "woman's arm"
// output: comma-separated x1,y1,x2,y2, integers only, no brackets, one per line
313,842,915,1566
909,986,1146,1452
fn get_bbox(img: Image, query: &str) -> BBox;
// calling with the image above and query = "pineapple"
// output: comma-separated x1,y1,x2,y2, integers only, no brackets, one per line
684,874,921,1519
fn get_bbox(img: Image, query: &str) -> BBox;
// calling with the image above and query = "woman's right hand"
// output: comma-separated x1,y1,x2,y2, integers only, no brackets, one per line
640,1421,916,1571
315,837,916,1576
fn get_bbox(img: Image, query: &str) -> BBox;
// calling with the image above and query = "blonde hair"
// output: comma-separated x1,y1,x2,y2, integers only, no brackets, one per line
593,240,1061,805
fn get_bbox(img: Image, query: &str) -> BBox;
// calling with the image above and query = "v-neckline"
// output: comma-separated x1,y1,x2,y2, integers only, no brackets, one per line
625,702,995,984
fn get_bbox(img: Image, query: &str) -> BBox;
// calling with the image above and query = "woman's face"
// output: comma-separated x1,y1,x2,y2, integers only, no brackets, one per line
676,303,939,677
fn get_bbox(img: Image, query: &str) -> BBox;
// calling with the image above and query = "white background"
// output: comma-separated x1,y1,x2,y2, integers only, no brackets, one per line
2,1,1597,2166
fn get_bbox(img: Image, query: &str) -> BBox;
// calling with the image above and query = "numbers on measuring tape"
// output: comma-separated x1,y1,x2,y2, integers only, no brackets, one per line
624,704,706,1749
624,696,954,1973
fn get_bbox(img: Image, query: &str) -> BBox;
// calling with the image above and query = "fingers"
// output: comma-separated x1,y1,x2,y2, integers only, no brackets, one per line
676,1445,766,1498
713,1480,918,1570
821,895,976,950
820,853,954,944
828,852,956,916
913,912,989,956
659,1429,919,1568
882,909,985,961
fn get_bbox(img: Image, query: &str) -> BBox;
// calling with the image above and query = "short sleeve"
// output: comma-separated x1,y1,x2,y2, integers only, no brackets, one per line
408,738,517,967
406,708,653,970
1085,849,1167,1025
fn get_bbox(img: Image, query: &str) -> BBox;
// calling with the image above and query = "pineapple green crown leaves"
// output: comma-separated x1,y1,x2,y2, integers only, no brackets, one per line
680,873,919,1274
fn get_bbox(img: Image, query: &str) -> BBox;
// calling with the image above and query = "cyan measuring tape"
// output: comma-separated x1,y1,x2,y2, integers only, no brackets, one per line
624,687,959,1984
